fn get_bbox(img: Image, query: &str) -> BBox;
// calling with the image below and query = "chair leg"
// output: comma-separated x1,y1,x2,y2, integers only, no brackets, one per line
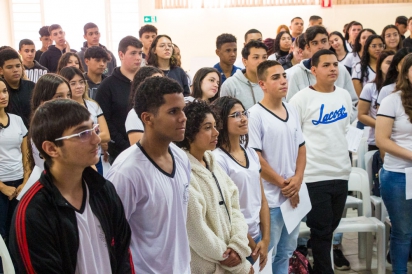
366,232,373,270
377,224,386,274
359,232,366,259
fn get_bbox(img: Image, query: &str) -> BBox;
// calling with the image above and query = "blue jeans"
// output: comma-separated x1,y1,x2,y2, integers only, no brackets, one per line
269,207,299,274
380,168,412,274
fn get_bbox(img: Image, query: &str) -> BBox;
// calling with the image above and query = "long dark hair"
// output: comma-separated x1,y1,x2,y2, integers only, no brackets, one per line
211,96,248,152
274,31,292,58
359,34,384,84
397,54,412,122
56,52,85,73
146,35,178,69
128,66,164,111
381,25,402,51
383,47,412,87
59,66,90,100
191,67,221,103
329,31,349,54
373,50,395,93
352,28,376,55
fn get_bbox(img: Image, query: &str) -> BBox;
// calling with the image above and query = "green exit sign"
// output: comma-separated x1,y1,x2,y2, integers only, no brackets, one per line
143,16,157,23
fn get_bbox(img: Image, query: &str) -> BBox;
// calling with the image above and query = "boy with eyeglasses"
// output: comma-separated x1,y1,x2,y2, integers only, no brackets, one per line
9,99,134,274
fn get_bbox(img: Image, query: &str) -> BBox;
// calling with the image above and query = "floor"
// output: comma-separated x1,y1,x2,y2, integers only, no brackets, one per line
307,209,412,274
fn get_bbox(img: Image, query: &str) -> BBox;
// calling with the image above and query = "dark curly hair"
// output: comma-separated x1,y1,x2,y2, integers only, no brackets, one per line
216,33,237,49
396,54,412,122
358,34,384,84
57,52,85,73
211,96,248,152
191,67,221,103
134,76,182,121
175,100,219,150
147,35,178,69
352,28,376,55
273,31,292,58
383,47,412,86
128,66,164,111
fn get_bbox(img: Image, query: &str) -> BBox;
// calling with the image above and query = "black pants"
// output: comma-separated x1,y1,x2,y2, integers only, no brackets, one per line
306,179,348,274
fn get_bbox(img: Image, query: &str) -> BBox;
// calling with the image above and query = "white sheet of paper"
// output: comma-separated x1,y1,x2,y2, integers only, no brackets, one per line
405,167,412,200
346,126,364,152
252,255,260,273
260,247,274,274
17,166,43,200
280,183,312,234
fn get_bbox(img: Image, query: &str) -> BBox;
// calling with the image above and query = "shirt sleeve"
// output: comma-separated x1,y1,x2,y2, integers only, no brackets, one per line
377,94,396,119
289,104,305,146
359,83,373,102
247,110,263,152
18,115,28,137
352,63,361,80
125,110,144,134
213,150,229,174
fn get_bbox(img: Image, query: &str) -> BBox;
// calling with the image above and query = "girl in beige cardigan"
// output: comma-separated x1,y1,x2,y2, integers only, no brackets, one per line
176,101,253,274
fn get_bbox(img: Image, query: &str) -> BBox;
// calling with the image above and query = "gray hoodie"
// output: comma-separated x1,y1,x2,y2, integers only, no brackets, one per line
220,69,263,110
286,59,358,123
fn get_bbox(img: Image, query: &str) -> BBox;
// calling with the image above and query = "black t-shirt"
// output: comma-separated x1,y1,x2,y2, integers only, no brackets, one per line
7,79,35,129
34,50,44,62
403,37,412,49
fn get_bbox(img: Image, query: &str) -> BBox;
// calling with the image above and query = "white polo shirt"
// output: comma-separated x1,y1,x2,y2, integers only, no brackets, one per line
107,142,191,274
352,63,376,86
248,102,305,208
125,109,144,135
377,83,396,105
213,146,262,239
359,82,379,145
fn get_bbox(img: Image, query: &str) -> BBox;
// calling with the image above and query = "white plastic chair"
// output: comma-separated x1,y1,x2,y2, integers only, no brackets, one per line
0,237,15,274
364,150,384,221
356,137,368,169
298,168,386,273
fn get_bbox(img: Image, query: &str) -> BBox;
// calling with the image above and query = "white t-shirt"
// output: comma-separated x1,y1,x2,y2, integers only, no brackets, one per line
75,183,111,274
377,83,396,105
352,63,376,86
107,142,191,274
213,146,262,239
248,102,305,208
359,83,379,145
289,86,352,183
84,99,103,125
344,52,360,70
0,113,27,182
31,140,44,169
345,40,353,53
125,109,144,135
268,53,277,61
377,91,412,173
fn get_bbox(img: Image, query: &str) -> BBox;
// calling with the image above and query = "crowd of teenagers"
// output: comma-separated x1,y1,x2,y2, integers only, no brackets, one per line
1,13,412,274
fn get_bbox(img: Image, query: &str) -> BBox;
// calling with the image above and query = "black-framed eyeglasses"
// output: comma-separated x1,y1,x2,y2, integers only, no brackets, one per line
54,124,100,142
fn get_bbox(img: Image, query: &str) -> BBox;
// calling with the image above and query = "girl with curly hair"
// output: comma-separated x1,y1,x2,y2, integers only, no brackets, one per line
352,34,384,97
375,53,412,273
147,35,190,96
176,100,253,274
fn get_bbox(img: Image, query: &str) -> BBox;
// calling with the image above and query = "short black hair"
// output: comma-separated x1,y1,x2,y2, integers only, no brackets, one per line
305,25,328,44
309,15,322,21
84,46,110,61
128,66,164,111
395,16,408,26
241,40,267,59
257,60,282,81
48,24,62,34
39,26,50,37
134,77,183,121
83,22,98,35
30,99,91,167
291,17,303,23
0,48,21,67
139,24,158,38
216,33,237,49
118,36,143,53
295,33,307,50
175,100,219,150
19,39,34,50
311,49,336,67
244,29,262,42
344,21,363,41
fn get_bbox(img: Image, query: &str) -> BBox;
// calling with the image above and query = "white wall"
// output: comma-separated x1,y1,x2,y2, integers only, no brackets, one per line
0,0,12,47
138,1,412,74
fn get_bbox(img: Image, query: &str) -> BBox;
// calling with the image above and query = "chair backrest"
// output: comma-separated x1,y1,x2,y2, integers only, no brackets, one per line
364,150,378,191
349,167,372,218
356,137,368,169
0,236,15,274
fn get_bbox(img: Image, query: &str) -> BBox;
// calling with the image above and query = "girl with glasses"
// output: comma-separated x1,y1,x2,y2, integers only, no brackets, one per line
59,66,110,175
0,78,30,256
212,96,271,271
147,35,190,97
